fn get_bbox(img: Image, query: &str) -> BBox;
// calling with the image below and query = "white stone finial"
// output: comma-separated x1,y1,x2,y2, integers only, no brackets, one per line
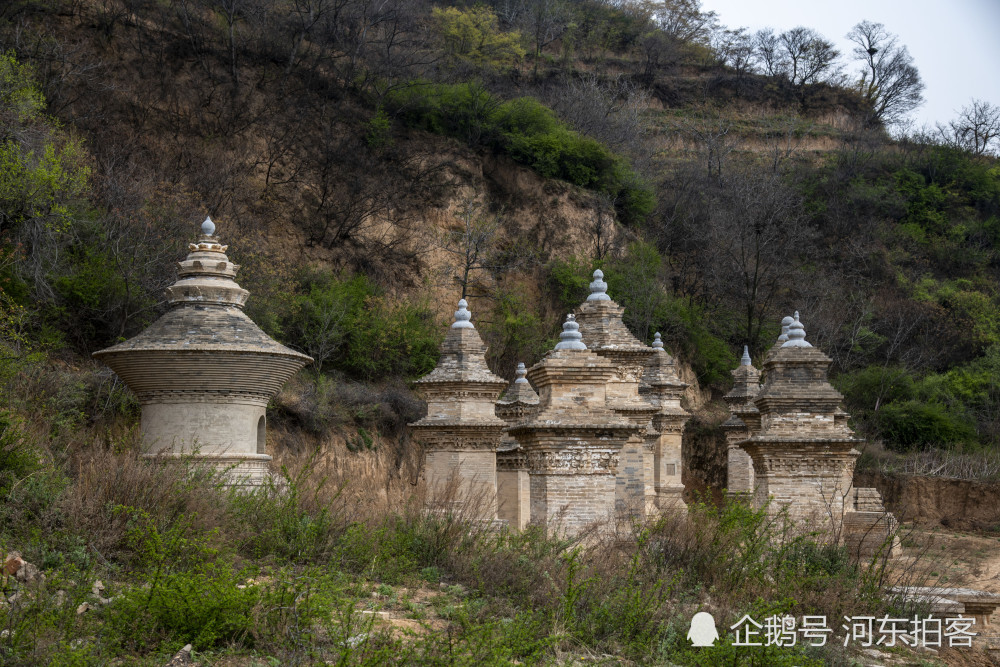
452,299,475,329
781,311,812,348
652,332,664,350
201,216,216,237
514,362,528,383
555,314,587,350
587,269,611,301
741,345,751,365
777,315,794,342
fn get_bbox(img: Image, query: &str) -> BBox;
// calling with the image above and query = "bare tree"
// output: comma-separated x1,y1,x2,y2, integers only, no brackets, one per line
524,0,573,75
674,110,737,179
706,167,814,354
644,0,718,46
435,197,525,300
544,74,650,160
715,27,755,95
779,26,839,89
945,99,1000,156
846,20,924,128
752,28,783,77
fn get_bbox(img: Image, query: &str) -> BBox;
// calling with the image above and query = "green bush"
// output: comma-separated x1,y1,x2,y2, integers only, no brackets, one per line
0,409,38,492
286,269,441,380
228,464,343,563
389,83,655,225
875,400,978,451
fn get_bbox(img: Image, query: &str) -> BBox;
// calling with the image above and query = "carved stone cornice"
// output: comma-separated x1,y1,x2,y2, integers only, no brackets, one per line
525,447,620,474
410,423,505,451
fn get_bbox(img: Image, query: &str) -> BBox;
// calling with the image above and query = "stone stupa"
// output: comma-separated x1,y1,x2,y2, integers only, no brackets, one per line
495,362,540,529
409,299,508,517
509,314,640,536
721,345,760,499
638,332,690,510
92,217,312,485
574,270,659,517
741,312,861,535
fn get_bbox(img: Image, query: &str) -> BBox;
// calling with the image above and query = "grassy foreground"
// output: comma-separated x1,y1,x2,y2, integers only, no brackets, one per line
0,414,915,667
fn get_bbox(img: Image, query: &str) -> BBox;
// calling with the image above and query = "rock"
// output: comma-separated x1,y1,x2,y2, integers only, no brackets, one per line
91,580,111,605
344,633,368,648
3,552,23,576
76,602,92,614
164,643,194,666
359,610,390,620
14,560,42,586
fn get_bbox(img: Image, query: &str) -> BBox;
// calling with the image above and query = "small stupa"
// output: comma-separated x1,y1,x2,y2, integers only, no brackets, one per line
742,312,861,535
509,315,640,536
495,362,540,529
574,270,659,516
638,332,690,509
92,217,312,485
721,345,760,499
410,299,508,517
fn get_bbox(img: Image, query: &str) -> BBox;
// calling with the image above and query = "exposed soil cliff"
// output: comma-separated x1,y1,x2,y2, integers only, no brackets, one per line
856,471,1000,532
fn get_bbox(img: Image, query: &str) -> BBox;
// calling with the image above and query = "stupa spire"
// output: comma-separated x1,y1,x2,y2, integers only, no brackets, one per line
587,269,611,301
555,314,587,350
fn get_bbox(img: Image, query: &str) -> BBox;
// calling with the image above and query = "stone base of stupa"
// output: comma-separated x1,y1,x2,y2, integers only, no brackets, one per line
142,451,273,489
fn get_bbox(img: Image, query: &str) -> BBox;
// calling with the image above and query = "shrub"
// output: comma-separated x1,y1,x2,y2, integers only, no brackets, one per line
0,409,38,492
389,83,655,225
228,462,345,563
285,269,442,380
875,400,978,451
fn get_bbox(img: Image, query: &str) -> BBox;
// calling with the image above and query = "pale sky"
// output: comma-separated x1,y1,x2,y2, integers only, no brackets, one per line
701,0,1000,131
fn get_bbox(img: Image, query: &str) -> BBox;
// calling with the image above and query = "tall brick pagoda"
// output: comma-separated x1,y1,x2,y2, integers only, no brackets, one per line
574,270,659,517
509,315,640,535
410,299,508,517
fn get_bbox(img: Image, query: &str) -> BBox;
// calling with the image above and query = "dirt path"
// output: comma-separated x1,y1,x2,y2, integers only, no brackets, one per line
899,524,1000,594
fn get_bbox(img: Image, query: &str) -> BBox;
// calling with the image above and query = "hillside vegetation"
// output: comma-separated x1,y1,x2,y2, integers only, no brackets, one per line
0,0,999,662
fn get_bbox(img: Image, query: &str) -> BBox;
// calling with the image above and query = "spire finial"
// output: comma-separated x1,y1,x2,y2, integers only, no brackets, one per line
781,311,812,348
777,315,794,342
554,314,587,350
586,269,611,301
741,345,751,365
514,362,528,383
452,299,474,329
201,216,216,237
652,332,664,350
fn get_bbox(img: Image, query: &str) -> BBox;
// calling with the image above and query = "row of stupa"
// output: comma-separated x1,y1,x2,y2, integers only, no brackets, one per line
88,221,901,556
409,270,690,535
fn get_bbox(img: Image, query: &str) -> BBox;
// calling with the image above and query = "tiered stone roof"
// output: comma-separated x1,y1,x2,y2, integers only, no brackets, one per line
411,299,508,432
509,315,639,533
93,217,311,398
722,345,761,434
743,313,862,529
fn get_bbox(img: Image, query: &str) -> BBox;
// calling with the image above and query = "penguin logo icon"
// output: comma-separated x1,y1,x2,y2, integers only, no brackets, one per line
687,611,719,647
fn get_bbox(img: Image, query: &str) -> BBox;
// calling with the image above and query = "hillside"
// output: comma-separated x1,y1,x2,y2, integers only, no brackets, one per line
1,0,1000,664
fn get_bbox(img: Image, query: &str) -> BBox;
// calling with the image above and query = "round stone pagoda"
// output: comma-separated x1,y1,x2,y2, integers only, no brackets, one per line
92,218,312,485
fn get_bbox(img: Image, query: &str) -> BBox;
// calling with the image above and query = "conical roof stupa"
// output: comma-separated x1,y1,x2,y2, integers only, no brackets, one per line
93,218,312,485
